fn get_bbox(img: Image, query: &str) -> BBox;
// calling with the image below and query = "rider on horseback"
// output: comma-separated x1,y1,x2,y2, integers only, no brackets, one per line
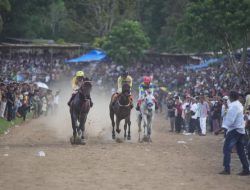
136,76,158,111
67,70,93,107
112,70,133,108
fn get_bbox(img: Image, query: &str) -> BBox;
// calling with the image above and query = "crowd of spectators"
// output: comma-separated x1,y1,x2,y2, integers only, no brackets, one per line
0,52,70,84
0,51,65,123
86,58,250,145
1,50,250,137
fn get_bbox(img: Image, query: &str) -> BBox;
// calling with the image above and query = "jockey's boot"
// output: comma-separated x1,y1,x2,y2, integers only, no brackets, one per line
155,101,159,110
67,94,75,106
86,95,93,107
135,103,140,111
89,98,93,107
112,93,119,106
129,95,134,109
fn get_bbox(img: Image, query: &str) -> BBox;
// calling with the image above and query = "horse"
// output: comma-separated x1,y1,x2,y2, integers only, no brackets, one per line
70,79,92,144
109,83,132,140
137,91,156,142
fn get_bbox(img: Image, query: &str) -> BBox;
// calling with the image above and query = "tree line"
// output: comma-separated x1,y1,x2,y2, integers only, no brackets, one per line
1,0,250,69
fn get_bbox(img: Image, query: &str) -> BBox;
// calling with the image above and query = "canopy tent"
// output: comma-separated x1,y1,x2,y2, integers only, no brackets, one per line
65,49,107,63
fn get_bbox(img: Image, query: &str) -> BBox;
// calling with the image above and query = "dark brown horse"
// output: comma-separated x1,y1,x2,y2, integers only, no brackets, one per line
70,79,92,144
109,83,132,140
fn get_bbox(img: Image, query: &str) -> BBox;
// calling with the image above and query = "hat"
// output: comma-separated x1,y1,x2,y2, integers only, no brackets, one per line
223,96,229,100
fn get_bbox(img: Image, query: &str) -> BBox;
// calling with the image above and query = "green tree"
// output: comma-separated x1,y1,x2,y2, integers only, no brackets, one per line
64,0,137,43
2,0,54,38
137,0,167,46
157,0,188,52
44,0,67,39
102,20,149,66
0,0,11,33
178,0,250,76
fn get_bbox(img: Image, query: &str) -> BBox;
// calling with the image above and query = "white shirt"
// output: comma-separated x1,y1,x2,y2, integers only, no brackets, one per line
190,103,198,119
222,100,245,134
54,95,59,105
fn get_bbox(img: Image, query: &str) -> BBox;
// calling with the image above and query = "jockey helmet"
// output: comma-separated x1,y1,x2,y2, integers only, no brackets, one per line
121,70,128,78
76,71,84,77
143,76,151,85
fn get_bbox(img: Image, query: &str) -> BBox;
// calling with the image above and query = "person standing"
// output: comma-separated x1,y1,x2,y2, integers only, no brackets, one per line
167,96,176,132
175,96,183,133
6,85,15,121
216,91,249,176
53,90,60,114
198,96,209,136
189,97,200,133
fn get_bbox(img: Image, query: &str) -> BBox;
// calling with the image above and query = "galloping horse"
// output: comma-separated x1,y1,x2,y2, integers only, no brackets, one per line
109,83,132,140
137,91,156,142
70,79,92,144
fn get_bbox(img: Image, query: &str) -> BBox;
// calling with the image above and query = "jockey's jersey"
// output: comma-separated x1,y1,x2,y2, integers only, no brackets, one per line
71,76,84,91
118,76,132,87
139,82,155,99
139,82,155,91
117,76,133,93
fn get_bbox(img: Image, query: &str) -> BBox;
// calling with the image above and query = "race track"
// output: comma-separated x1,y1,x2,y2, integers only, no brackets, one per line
0,82,249,190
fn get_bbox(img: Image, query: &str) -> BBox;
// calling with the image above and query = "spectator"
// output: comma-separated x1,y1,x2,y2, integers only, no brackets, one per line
198,95,210,136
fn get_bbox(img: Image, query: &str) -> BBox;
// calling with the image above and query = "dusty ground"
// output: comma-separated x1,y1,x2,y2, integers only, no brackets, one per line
0,83,250,190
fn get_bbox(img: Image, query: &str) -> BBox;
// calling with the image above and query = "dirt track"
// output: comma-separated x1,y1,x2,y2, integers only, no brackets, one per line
0,84,250,190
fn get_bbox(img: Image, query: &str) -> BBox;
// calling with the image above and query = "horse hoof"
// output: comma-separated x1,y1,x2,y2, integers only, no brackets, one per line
80,139,86,145
116,129,121,134
116,138,123,143
70,137,74,144
127,136,131,140
112,135,115,140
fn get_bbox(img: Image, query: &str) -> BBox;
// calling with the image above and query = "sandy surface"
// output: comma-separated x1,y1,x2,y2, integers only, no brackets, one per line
0,83,249,190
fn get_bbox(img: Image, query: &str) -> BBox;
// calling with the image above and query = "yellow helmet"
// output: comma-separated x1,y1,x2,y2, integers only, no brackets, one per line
76,71,84,77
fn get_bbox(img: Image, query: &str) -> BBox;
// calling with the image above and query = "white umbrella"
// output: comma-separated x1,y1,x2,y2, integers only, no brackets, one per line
35,82,49,89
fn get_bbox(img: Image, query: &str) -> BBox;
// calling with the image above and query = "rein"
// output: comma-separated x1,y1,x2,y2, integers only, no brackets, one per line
117,92,131,107
117,100,131,107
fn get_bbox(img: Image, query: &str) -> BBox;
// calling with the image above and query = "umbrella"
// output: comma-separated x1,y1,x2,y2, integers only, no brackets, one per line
160,87,168,92
35,82,49,89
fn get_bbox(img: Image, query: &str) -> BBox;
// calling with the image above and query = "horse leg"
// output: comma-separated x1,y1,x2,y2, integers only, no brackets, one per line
116,117,121,134
147,116,152,142
142,115,147,139
79,114,87,143
138,114,142,142
124,121,127,139
127,119,131,140
70,112,77,144
110,108,115,139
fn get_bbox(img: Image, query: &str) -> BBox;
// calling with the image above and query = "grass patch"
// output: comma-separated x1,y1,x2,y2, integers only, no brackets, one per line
0,112,33,134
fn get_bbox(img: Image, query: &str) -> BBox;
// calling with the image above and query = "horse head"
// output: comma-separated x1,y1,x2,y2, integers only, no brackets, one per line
79,78,92,98
143,92,156,113
121,83,131,97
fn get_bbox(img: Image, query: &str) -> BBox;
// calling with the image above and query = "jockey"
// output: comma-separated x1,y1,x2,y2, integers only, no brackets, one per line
117,70,133,93
112,70,133,108
67,70,93,107
136,76,158,111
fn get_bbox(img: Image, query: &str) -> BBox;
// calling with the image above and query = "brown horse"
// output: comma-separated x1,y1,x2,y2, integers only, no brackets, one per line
70,79,92,144
109,83,132,140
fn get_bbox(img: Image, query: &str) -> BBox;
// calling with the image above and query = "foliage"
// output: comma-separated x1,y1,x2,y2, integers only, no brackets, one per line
102,20,149,66
3,0,249,57
178,0,250,76
178,0,250,52
0,0,11,33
